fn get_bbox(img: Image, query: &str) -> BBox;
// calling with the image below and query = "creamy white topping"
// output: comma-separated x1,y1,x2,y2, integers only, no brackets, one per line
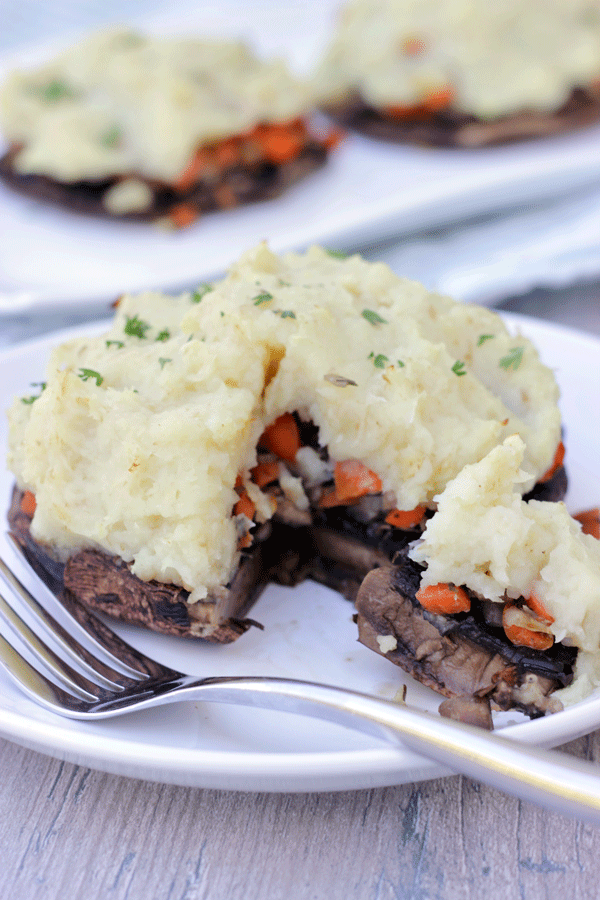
315,0,600,118
0,28,313,183
409,436,600,700
8,244,561,603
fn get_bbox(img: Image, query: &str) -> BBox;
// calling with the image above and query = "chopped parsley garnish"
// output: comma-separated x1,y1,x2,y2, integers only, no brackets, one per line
397,359,405,367
253,291,273,305
191,284,213,303
41,80,73,101
158,358,172,369
21,382,46,404
78,368,103,386
373,354,389,369
124,315,150,339
452,360,467,376
278,310,296,319
499,346,524,370
477,333,495,346
325,249,348,258
106,340,124,349
155,329,170,342
101,125,122,147
362,309,388,326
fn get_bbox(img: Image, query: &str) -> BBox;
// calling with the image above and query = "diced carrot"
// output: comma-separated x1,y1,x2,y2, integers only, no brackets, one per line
386,85,454,120
573,507,600,539
215,138,241,168
250,120,305,164
251,460,280,489
168,203,199,229
173,149,213,192
234,491,256,521
385,505,427,530
323,127,345,150
538,441,565,483
525,592,555,625
415,582,471,615
333,460,383,503
503,622,553,650
502,604,554,650
20,490,36,517
259,413,301,463
238,532,253,549
402,36,427,55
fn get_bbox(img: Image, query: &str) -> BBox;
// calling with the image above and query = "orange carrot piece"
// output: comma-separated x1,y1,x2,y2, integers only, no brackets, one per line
251,460,280,488
503,621,554,650
385,505,427,530
386,85,454,120
234,491,256,521
215,138,241,168
173,149,213,192
21,490,36,517
323,127,345,150
538,441,565,483
525,592,555,625
402,36,427,55
333,460,383,503
250,120,305,164
416,583,471,615
259,413,301,463
573,507,600,539
169,203,199,229
502,604,554,650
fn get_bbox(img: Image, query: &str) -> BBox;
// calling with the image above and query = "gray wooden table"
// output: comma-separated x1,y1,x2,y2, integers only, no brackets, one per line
1,278,599,900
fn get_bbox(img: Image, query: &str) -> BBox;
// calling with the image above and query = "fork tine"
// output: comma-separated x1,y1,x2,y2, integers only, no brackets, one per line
0,590,101,702
0,630,98,713
0,550,140,689
3,533,173,681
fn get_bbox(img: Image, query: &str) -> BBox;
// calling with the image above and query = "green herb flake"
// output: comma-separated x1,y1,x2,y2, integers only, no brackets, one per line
499,346,524,371
78,368,103,386
278,310,296,319
397,359,405,368
155,329,170,342
373,354,389,369
21,382,46,404
101,125,122,147
106,340,124,349
362,309,388,326
158,358,172,369
477,333,495,347
191,284,213,303
124,314,150,339
325,248,348,259
253,291,273,305
41,80,73,102
452,360,467,376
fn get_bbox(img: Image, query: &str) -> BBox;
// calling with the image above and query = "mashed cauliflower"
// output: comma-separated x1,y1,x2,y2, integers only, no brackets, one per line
315,0,600,119
410,435,600,700
8,243,561,605
0,28,313,184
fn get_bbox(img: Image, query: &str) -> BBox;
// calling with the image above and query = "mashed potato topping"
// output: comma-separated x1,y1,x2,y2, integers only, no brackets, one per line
410,435,600,698
8,244,561,604
316,0,600,118
0,28,313,183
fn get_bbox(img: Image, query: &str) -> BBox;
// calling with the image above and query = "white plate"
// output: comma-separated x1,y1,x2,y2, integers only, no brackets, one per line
0,312,599,792
2,1,600,315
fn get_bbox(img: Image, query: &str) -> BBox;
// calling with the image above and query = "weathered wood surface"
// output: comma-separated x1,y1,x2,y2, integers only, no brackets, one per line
2,732,600,900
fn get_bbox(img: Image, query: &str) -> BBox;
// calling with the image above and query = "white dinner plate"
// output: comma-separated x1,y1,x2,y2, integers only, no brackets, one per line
0,312,599,792
2,1,600,316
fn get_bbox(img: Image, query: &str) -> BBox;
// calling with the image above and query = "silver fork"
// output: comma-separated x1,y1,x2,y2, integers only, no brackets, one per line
2,531,600,823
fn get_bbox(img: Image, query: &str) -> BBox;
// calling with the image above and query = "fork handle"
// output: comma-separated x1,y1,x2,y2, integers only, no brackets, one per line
175,676,600,822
